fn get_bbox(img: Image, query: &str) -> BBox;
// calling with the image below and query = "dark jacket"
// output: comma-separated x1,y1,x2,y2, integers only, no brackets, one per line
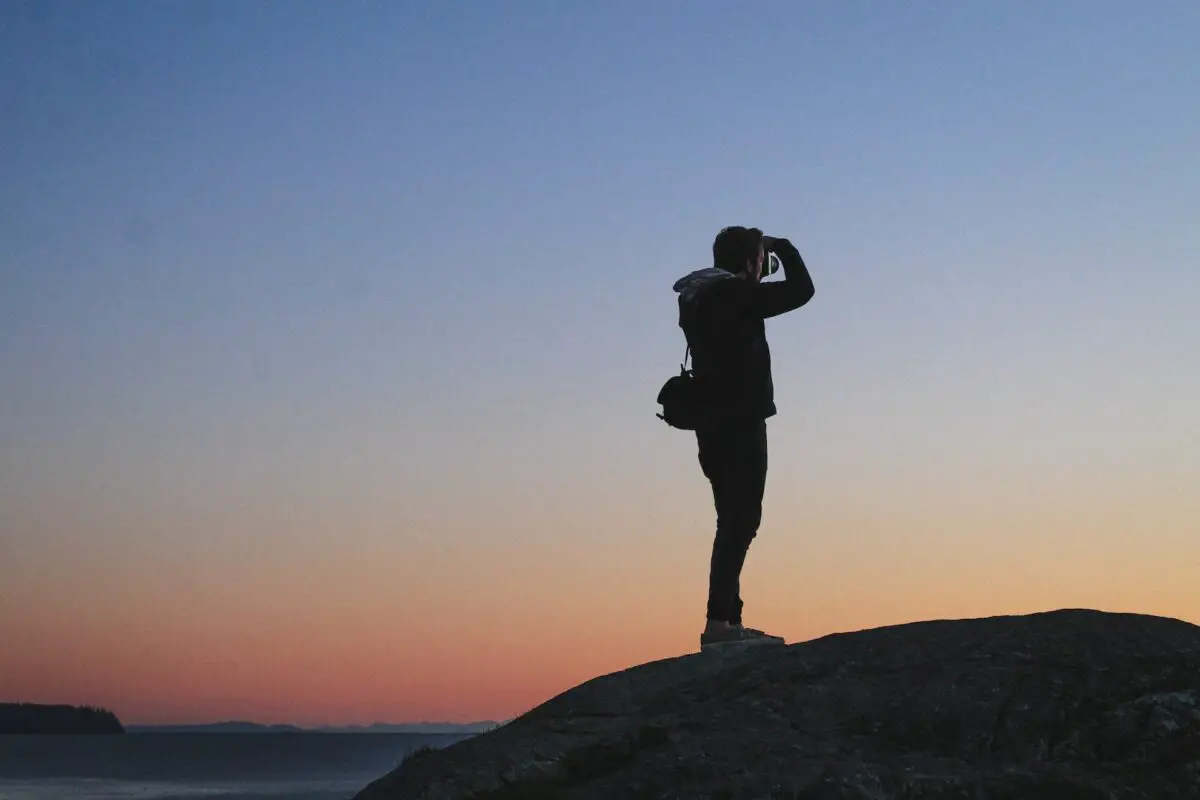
672,241,814,423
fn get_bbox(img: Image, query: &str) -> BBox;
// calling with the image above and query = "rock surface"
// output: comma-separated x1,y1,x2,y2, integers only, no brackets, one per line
355,609,1200,799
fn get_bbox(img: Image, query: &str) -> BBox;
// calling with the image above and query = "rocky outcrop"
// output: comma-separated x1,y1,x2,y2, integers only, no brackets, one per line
355,609,1200,799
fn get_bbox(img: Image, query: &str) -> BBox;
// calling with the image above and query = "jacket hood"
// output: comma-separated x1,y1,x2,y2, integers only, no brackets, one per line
672,267,734,310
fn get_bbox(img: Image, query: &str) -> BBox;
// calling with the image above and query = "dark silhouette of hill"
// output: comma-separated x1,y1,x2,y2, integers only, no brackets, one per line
0,703,124,735
354,609,1200,799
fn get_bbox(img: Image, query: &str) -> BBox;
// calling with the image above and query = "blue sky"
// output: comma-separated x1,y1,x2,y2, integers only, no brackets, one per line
2,1,1198,722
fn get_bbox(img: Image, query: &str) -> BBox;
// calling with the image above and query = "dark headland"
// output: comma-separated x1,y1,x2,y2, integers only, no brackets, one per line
0,703,124,735
355,608,1200,799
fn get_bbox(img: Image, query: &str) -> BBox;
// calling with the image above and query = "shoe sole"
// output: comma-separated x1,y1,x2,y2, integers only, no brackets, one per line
700,637,786,653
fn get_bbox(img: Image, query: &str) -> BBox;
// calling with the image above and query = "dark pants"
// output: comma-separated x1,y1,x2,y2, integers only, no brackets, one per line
696,417,767,625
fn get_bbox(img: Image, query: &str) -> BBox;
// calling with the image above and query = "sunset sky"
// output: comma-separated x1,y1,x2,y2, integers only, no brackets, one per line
2,2,1198,726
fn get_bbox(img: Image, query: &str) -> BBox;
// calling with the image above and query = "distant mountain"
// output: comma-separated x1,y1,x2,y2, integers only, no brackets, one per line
126,721,304,734
0,703,124,735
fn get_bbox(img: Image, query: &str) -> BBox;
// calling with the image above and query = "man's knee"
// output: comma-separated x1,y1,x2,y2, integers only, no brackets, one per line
735,492,763,535
716,513,759,546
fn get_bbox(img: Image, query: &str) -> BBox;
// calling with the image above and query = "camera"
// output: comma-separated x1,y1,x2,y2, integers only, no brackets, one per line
761,235,782,277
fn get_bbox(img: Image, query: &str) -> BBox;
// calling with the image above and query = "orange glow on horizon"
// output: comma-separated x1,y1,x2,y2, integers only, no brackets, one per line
5,482,1197,726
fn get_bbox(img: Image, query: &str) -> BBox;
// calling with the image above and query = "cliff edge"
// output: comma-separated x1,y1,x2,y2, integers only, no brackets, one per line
355,609,1200,799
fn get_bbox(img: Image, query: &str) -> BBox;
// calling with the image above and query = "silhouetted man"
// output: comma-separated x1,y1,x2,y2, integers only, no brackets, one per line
672,226,815,650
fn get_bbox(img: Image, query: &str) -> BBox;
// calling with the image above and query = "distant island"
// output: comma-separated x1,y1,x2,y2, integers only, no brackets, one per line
1,704,499,736
0,703,125,734
126,720,501,734
126,722,305,734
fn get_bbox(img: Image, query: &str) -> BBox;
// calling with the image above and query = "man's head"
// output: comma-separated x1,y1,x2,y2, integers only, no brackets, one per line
712,226,765,282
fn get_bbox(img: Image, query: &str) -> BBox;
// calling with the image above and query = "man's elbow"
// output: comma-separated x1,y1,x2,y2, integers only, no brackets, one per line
778,284,813,316
796,281,815,307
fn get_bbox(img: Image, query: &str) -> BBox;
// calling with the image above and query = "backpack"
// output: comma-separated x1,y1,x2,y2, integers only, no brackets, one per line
656,345,705,430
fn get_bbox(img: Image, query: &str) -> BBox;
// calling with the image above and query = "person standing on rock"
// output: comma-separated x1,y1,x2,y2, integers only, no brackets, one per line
670,226,815,651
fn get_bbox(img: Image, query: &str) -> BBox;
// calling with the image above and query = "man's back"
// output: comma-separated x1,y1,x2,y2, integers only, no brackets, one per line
675,273,777,420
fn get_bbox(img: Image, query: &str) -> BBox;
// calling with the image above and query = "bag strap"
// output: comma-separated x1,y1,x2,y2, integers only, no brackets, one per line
682,343,691,371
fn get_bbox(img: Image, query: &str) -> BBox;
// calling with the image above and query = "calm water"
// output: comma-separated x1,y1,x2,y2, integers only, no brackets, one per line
0,733,471,799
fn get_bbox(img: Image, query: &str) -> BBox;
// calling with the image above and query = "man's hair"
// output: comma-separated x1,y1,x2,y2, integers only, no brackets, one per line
712,226,764,273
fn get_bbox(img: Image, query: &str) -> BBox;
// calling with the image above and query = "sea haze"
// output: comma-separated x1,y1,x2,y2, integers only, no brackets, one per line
0,732,471,800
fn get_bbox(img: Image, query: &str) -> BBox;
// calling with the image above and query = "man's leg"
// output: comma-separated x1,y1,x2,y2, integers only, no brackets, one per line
697,424,735,623
698,418,769,628
722,418,767,626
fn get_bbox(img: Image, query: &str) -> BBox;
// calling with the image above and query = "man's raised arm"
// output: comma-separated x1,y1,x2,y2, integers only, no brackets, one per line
744,238,815,319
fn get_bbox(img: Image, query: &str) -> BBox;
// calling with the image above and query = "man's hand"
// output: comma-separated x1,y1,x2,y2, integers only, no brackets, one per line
742,235,812,319
768,237,799,258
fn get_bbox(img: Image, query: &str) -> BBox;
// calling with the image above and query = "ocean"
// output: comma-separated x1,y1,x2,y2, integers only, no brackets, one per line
0,733,471,799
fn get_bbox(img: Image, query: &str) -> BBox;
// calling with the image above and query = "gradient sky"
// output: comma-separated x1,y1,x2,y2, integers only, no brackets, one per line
2,1,1198,726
